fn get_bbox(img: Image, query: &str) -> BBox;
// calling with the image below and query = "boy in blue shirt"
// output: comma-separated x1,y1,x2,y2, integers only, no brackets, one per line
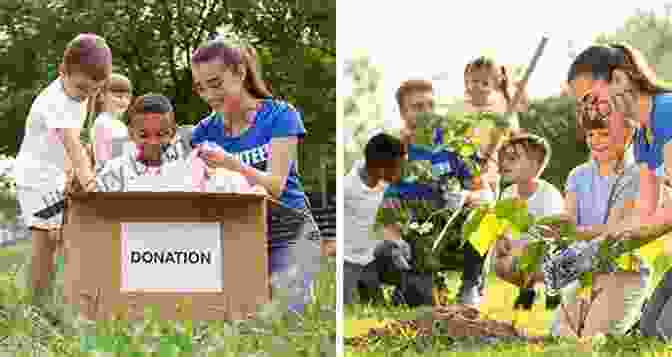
379,80,495,307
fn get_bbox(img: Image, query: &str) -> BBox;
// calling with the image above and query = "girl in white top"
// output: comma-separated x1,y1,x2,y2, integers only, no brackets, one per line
13,33,112,297
90,73,133,168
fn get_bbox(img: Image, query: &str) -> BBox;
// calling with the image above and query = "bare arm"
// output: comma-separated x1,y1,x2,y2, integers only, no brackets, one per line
62,128,95,190
583,200,636,236
564,191,578,226
238,137,295,199
641,143,672,225
321,240,336,257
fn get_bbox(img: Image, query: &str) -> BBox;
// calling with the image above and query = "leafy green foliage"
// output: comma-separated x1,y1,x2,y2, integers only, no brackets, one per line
374,110,516,273
518,95,587,190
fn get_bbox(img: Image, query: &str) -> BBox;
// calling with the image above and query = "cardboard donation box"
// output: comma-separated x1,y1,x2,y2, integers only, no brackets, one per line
62,192,270,321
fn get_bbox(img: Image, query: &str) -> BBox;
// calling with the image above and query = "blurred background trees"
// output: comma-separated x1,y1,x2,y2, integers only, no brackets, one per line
342,4,672,189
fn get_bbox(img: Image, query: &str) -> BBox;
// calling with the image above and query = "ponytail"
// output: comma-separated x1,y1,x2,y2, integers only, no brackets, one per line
569,43,672,95
611,43,671,94
498,65,512,107
239,47,272,99
499,65,529,112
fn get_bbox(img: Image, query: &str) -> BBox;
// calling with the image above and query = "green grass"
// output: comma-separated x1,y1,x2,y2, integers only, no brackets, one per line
0,240,336,356
345,258,672,356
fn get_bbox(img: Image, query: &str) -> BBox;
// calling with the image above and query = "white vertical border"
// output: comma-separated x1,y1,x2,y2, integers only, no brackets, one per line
335,3,344,355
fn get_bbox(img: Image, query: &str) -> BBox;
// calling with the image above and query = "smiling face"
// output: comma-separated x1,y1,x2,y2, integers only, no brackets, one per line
586,127,612,163
465,67,499,106
584,120,631,164
129,113,176,161
399,90,435,133
569,70,639,153
192,60,245,113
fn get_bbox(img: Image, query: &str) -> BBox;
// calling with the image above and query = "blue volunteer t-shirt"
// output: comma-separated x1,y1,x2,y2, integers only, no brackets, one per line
634,93,672,177
383,144,474,201
191,99,307,210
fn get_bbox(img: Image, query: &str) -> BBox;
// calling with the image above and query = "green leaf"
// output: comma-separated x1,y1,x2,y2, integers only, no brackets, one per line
494,198,519,218
508,221,522,240
462,207,487,245
413,112,444,147
535,215,576,238
511,208,534,233
518,241,546,274
459,145,476,157
580,272,594,289
375,207,401,229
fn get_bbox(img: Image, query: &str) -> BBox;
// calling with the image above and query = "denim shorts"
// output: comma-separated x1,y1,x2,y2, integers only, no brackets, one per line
267,204,322,313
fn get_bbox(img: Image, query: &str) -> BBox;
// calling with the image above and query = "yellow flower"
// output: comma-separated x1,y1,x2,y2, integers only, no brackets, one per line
615,254,638,272
513,309,531,327
496,220,510,236
639,238,666,265
470,213,500,256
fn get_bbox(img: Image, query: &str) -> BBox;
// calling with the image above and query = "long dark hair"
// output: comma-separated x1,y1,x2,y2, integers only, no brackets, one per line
568,43,672,142
568,43,671,94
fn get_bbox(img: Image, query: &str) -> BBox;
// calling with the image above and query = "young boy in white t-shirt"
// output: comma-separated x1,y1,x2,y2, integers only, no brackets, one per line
343,133,406,305
13,33,112,299
493,134,565,307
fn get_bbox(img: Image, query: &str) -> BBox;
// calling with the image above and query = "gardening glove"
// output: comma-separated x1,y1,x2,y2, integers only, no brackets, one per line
373,239,412,271
542,240,600,295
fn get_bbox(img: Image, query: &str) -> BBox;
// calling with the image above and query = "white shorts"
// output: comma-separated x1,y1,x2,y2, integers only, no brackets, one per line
16,185,64,228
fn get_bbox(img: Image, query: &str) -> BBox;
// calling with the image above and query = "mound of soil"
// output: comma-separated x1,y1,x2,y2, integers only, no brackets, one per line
349,304,545,350
416,304,531,339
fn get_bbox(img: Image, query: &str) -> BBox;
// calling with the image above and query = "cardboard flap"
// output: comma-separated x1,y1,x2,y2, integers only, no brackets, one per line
69,191,268,203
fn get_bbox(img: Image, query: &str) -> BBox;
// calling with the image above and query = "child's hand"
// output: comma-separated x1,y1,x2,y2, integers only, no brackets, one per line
198,142,242,172
249,184,268,195
465,189,494,208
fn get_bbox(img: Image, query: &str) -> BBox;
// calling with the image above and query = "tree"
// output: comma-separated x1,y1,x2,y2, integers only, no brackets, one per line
342,55,385,172
595,4,672,80
519,95,587,190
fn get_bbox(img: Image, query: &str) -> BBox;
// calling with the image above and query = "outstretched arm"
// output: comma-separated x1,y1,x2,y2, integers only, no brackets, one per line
640,143,672,225
62,128,96,191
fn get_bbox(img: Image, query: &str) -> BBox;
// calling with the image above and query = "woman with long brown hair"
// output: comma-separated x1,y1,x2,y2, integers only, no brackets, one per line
189,37,322,314
566,43,672,339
